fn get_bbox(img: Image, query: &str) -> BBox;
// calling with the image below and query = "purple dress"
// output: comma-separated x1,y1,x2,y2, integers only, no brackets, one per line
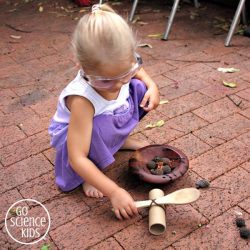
48,79,147,191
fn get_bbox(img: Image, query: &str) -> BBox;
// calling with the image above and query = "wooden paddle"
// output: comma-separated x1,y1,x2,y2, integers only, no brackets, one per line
134,188,200,209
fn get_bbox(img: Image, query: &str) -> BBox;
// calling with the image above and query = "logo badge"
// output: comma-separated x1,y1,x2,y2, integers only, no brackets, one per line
5,199,51,245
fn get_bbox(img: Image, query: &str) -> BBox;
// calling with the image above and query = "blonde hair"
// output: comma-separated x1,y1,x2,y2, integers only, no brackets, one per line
72,4,137,73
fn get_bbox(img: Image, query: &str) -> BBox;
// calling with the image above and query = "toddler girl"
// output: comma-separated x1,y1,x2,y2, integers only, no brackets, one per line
48,4,160,220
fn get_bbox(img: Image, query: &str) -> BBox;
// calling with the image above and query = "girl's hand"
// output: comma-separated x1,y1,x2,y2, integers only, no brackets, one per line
110,188,138,220
140,85,160,111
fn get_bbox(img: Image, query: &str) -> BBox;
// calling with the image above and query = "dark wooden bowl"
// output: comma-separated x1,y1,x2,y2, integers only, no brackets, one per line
128,144,189,184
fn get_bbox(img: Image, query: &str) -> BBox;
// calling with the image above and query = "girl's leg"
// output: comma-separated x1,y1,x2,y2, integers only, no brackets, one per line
120,136,150,150
120,79,151,150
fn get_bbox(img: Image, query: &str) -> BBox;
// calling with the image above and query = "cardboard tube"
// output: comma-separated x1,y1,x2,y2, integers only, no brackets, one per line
148,189,166,235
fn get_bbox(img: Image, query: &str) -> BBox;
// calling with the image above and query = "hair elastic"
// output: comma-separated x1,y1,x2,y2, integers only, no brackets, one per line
91,4,101,14
149,199,165,210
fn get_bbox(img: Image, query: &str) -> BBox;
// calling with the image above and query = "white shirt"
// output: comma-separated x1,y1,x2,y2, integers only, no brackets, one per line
53,70,130,123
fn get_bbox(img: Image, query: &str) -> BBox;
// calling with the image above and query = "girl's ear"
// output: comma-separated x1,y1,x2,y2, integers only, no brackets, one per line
76,62,80,68
71,53,81,69
74,62,81,70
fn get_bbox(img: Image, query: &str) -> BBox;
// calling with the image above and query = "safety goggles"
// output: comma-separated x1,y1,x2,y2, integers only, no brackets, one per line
81,54,143,89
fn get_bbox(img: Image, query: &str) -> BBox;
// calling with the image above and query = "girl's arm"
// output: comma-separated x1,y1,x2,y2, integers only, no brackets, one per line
135,67,157,89
134,67,160,111
66,96,138,219
67,96,117,196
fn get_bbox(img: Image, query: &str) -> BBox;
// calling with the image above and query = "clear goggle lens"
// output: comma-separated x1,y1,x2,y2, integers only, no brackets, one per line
82,54,143,89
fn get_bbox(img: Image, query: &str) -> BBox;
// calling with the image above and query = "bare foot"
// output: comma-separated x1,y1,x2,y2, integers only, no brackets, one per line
82,183,104,198
121,137,150,150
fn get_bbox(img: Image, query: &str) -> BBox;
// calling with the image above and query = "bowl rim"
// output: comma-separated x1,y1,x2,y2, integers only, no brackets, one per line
128,144,189,184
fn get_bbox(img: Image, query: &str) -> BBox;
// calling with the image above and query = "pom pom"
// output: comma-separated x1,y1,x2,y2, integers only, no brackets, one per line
162,165,171,174
162,157,171,165
155,168,164,175
150,169,156,175
239,227,250,239
235,218,246,228
153,156,162,162
154,168,164,175
195,179,210,189
147,161,156,170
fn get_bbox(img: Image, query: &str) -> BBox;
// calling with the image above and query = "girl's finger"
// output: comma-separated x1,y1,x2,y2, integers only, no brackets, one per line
114,209,123,220
143,106,151,111
148,99,159,110
147,102,154,110
125,206,133,217
120,209,130,219
130,204,139,215
143,101,153,111
140,93,149,107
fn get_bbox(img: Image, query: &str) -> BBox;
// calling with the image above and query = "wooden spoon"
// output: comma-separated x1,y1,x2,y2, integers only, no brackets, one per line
134,188,200,209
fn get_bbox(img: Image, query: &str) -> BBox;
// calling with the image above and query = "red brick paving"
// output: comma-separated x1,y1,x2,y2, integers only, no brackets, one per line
18,171,61,203
42,148,56,165
151,74,174,89
165,112,208,134
0,89,17,106
16,237,58,250
43,193,90,231
50,203,142,249
240,107,250,119
144,62,176,77
190,139,249,181
19,115,50,136
204,52,250,70
198,78,249,100
159,76,210,101
90,237,123,250
0,130,50,166
164,247,175,250
0,0,249,249
237,131,250,147
169,133,211,160
240,161,250,173
144,124,184,144
30,96,58,118
164,63,214,82
230,93,250,110
0,154,53,192
132,109,166,134
239,197,250,213
0,64,34,89
192,167,250,219
0,125,26,148
192,97,242,123
193,114,250,147
160,170,201,195
0,189,24,223
114,205,208,249
0,106,36,127
236,88,250,102
157,91,213,119
172,207,250,250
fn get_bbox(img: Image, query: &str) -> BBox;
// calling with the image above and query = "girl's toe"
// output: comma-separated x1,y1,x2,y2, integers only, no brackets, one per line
90,190,95,197
95,190,100,198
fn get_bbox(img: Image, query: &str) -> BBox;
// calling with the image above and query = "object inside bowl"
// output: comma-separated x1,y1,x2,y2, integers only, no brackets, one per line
146,156,179,175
